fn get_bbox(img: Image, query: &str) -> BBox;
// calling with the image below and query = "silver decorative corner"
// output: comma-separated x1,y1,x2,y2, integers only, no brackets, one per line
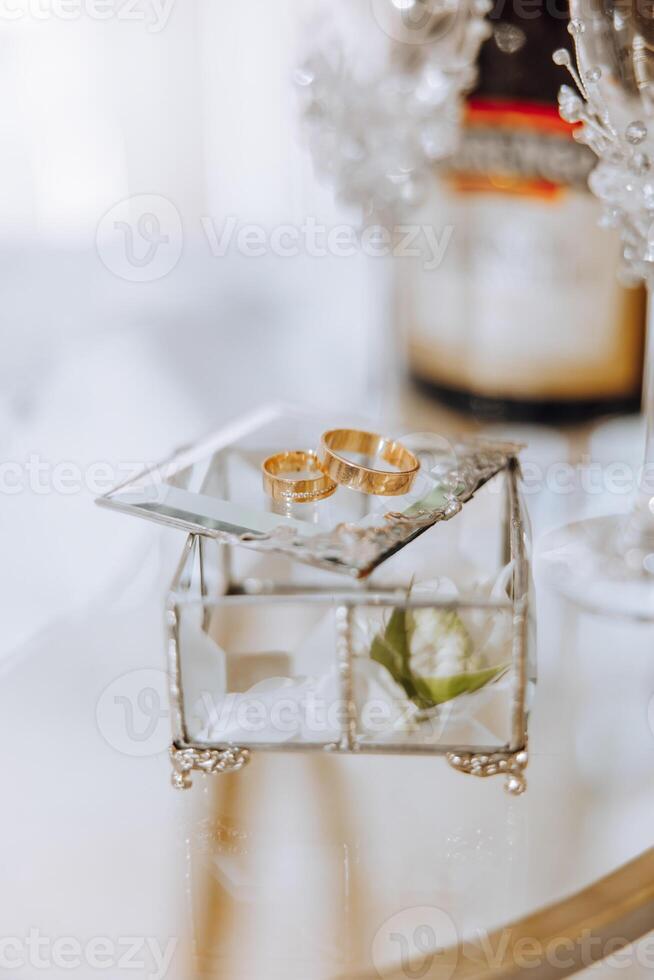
446,748,528,796
170,745,251,790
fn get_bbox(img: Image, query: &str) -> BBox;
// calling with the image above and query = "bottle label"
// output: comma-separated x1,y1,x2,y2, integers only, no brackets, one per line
447,98,594,194
403,99,644,403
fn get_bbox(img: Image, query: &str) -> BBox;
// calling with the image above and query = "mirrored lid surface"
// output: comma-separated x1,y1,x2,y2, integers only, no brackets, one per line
97,403,520,578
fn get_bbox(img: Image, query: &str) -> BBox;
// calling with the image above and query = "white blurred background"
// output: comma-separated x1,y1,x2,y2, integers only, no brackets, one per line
0,0,391,657
0,6,394,978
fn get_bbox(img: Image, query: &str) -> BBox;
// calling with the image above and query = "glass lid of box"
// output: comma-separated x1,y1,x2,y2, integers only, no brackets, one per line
97,403,521,578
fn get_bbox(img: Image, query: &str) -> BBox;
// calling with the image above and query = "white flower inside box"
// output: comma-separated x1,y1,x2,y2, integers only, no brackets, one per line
99,405,535,794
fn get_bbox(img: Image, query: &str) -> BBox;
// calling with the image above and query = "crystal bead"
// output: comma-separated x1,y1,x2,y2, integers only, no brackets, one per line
630,152,651,176
605,146,624,165
585,67,602,83
626,120,647,144
553,48,571,66
423,65,448,94
420,122,447,159
293,64,316,88
588,165,624,203
598,207,621,228
558,83,577,101
568,18,585,34
296,0,493,217
493,22,526,53
558,90,583,123
398,174,427,207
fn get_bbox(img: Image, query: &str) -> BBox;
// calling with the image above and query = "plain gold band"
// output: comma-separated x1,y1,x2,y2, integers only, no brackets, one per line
319,429,420,496
262,450,337,504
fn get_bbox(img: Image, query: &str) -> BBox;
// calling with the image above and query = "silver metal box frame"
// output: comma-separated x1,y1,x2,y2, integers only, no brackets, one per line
166,459,531,795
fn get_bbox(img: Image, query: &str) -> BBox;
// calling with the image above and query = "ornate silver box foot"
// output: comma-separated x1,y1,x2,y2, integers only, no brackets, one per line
446,748,529,795
170,745,251,790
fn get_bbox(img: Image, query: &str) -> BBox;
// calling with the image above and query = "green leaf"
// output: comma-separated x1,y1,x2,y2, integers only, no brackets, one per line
370,608,417,700
412,663,510,706
370,603,509,711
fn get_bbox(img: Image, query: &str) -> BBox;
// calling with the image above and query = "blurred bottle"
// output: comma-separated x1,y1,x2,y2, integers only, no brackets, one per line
400,1,645,423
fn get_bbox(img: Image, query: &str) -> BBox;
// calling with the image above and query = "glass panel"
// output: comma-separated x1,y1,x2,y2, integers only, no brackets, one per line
101,404,517,577
171,471,511,596
178,587,516,753
176,548,519,754
107,406,433,532
180,597,343,748
170,465,528,756
350,592,515,751
519,494,538,722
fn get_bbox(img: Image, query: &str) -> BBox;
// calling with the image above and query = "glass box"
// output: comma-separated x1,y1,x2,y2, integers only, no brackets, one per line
99,405,535,794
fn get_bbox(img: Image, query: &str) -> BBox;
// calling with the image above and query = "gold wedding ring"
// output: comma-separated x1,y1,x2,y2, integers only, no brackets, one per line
319,429,420,496
262,450,337,504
